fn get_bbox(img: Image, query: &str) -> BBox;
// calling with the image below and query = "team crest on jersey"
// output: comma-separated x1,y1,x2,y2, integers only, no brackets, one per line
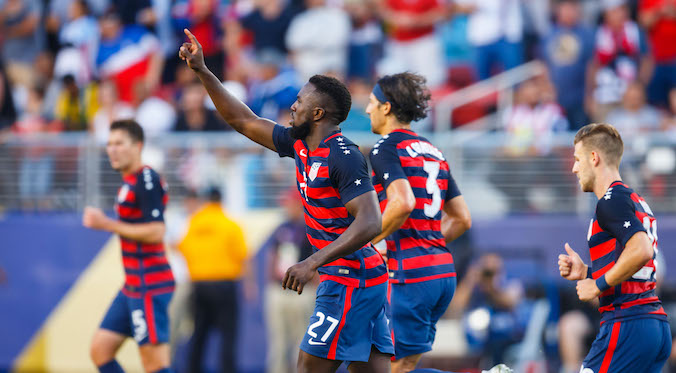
308,162,322,181
117,184,130,203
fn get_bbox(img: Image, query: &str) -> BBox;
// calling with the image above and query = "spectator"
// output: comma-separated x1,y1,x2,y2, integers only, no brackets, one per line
449,254,525,366
112,0,156,27
173,0,224,80
262,190,315,373
0,63,17,132
91,80,135,144
96,9,163,103
639,0,676,107
58,0,100,78
345,0,383,81
540,0,595,130
605,82,661,138
247,49,300,123
178,187,248,373
237,0,300,56
14,85,57,210
587,0,650,121
376,0,450,88
285,0,351,80
54,75,87,131
132,81,176,140
173,82,227,131
0,0,43,89
502,78,569,156
454,0,524,80
660,87,676,131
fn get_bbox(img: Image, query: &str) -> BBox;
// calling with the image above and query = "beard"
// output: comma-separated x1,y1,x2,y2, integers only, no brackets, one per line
580,173,594,192
289,120,312,140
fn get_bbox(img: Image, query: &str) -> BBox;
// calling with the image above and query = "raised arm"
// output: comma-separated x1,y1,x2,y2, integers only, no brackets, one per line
282,191,382,294
179,28,277,151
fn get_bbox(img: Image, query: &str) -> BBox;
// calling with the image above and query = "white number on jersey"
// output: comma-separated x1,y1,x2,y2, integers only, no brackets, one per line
423,161,442,218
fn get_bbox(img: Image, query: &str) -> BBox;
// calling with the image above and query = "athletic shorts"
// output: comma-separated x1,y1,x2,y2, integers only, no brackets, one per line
100,289,173,345
300,280,394,362
388,276,456,358
581,317,671,373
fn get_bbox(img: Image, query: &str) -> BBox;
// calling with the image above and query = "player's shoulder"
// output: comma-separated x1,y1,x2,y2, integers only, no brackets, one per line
136,166,165,192
326,133,361,158
595,182,635,215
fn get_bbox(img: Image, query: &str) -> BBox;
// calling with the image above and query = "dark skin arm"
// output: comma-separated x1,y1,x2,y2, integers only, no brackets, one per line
282,191,383,294
178,28,277,151
441,195,472,243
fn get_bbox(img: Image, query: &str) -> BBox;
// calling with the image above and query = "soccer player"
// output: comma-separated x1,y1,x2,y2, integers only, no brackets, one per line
82,120,174,373
366,73,472,373
179,29,393,373
558,123,671,372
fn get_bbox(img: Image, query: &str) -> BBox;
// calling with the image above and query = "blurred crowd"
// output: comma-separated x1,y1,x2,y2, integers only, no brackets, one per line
0,0,674,141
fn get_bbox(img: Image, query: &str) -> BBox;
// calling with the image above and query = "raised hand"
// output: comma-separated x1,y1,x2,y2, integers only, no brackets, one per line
558,243,588,281
178,28,206,72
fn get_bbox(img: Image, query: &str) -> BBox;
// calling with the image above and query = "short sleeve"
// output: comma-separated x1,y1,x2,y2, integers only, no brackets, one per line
272,124,295,158
596,192,646,247
330,145,374,205
446,172,461,201
369,142,407,191
136,169,166,222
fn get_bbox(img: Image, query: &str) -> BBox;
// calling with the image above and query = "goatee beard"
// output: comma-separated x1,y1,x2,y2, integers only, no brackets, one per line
289,120,312,140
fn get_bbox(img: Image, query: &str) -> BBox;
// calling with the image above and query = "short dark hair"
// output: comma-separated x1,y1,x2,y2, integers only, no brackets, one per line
308,75,352,124
574,123,624,167
110,119,144,143
377,72,431,123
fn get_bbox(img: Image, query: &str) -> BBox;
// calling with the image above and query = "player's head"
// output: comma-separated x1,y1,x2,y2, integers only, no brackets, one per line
289,75,351,140
366,72,431,135
572,123,624,192
107,119,144,173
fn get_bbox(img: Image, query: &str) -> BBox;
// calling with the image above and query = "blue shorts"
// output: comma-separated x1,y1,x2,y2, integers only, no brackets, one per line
300,280,394,362
100,289,173,345
581,317,671,373
388,276,456,359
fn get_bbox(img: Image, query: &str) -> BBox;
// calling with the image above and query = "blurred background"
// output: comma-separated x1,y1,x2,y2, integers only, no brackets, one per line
2,0,676,372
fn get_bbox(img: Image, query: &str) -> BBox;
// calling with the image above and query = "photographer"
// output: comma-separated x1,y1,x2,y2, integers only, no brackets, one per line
448,254,524,366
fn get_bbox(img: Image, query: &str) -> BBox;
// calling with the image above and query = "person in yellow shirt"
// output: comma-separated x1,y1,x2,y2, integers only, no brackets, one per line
178,187,247,373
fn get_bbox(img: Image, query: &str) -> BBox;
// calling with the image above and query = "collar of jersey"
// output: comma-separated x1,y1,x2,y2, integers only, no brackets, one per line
390,128,416,136
300,130,342,153
122,165,146,183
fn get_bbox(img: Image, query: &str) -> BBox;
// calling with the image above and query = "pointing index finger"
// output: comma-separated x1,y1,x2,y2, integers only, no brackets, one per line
184,28,200,47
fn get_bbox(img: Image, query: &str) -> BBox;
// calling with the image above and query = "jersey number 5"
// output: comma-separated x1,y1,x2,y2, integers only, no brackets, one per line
423,161,442,218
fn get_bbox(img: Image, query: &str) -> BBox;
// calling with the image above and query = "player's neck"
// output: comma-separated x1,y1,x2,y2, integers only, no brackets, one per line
593,168,622,199
380,119,411,136
120,160,144,177
306,123,340,151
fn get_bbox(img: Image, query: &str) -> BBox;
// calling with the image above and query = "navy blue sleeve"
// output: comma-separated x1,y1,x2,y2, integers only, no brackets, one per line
369,141,407,191
136,168,166,222
272,124,295,158
330,145,375,205
446,171,461,201
596,192,646,247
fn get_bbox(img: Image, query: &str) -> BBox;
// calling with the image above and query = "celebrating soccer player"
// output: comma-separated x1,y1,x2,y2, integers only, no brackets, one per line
179,29,393,372
83,120,174,373
559,123,671,372
366,73,472,373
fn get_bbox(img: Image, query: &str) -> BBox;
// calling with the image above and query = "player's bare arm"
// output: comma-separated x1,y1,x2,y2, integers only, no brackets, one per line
282,191,382,294
558,242,588,281
576,231,653,302
83,206,165,243
441,195,472,243
178,28,277,151
372,179,416,244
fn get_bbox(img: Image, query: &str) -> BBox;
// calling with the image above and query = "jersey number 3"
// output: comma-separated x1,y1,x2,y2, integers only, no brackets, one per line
423,161,442,218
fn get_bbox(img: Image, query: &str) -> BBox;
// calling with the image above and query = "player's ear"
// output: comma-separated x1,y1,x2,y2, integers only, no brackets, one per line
313,107,325,121
382,102,392,116
590,151,600,167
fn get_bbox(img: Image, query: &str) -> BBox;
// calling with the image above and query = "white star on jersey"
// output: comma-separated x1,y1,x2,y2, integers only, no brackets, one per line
604,194,611,200
372,149,379,155
337,137,343,142
624,221,631,228
344,150,350,154
383,173,389,180
355,179,361,185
